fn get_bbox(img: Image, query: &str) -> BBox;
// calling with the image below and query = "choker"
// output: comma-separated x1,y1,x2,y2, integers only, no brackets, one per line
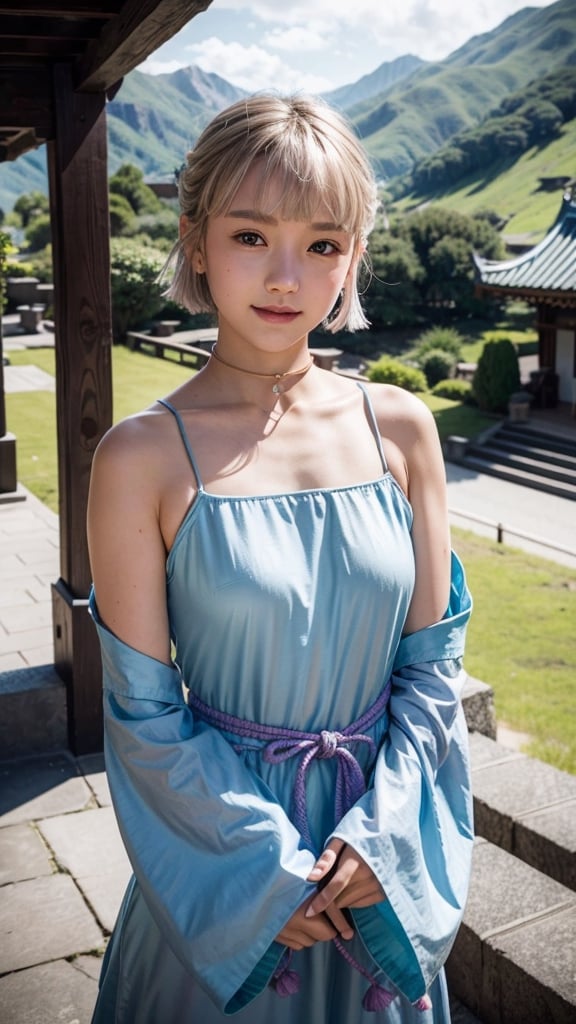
210,344,314,394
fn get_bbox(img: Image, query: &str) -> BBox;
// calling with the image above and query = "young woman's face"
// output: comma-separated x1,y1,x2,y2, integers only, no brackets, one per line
194,163,358,356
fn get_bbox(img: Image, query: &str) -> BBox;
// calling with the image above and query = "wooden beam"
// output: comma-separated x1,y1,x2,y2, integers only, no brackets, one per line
48,61,113,752
0,127,43,161
0,2,117,15
75,0,213,91
0,67,53,136
0,15,102,40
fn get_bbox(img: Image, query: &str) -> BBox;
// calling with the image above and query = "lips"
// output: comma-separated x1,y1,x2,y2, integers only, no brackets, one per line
252,305,302,323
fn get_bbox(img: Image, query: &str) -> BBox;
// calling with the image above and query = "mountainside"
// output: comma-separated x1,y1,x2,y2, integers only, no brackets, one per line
0,65,246,212
323,54,425,111
1,0,574,215
355,0,576,176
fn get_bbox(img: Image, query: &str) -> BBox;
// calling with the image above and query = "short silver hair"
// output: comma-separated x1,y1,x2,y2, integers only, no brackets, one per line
163,94,378,332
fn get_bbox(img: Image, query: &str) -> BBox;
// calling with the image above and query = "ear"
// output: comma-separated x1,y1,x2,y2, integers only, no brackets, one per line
179,214,205,273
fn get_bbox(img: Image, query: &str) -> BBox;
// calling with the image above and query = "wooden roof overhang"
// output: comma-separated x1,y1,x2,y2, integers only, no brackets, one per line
0,0,213,753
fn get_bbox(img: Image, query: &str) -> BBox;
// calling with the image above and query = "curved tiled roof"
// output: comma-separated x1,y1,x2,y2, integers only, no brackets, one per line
474,193,576,304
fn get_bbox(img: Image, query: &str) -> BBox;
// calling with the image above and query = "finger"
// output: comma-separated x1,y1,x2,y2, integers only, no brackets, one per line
335,880,385,910
323,903,354,940
307,838,345,881
306,860,357,916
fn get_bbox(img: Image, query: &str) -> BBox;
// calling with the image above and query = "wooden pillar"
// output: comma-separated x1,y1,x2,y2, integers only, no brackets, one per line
537,303,557,370
47,63,113,754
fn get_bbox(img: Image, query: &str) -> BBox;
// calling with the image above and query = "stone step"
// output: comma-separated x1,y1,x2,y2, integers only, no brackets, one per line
466,444,576,486
0,665,67,758
497,424,576,458
469,731,576,892
446,838,576,1024
458,453,576,500
480,436,576,473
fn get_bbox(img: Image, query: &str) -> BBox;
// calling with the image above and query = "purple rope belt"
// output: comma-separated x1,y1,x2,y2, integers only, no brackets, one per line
187,681,432,1013
187,680,392,847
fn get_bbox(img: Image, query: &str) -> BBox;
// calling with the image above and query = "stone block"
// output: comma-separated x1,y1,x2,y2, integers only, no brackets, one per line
0,666,67,756
0,823,53,885
0,958,99,1023
39,806,131,932
77,752,111,806
0,752,91,826
482,905,576,1024
472,753,576,852
446,839,575,1019
514,798,576,891
0,874,103,972
462,676,497,739
468,730,524,771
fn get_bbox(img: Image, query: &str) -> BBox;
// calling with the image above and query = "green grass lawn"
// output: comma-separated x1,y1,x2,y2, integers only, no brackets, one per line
6,343,575,773
453,528,576,774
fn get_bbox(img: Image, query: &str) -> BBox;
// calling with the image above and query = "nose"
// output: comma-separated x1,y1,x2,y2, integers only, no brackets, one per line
264,248,300,294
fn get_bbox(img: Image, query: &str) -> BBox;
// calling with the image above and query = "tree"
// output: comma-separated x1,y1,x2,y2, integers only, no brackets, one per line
109,164,163,217
24,214,52,252
364,232,424,326
13,191,49,228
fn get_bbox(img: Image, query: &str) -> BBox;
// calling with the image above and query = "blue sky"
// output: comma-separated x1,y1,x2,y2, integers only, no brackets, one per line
139,0,558,93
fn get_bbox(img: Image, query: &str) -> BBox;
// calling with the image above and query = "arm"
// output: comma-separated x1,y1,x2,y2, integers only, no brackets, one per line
87,419,336,1012
306,391,474,1001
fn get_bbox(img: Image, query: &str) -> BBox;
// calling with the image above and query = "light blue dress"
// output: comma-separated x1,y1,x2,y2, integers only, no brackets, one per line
90,384,473,1023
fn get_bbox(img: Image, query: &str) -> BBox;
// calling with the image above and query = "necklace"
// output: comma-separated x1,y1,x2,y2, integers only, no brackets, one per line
210,344,314,394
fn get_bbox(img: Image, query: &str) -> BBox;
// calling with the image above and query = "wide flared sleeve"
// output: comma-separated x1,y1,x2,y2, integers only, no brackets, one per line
331,551,474,1004
89,592,317,1015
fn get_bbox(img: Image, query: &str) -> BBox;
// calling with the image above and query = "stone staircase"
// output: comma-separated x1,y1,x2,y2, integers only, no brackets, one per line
1,668,574,1022
454,423,576,501
446,713,576,1023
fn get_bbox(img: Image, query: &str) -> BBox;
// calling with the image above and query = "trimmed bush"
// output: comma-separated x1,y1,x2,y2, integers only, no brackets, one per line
472,338,520,412
415,326,464,359
431,378,474,402
367,357,427,392
419,348,457,387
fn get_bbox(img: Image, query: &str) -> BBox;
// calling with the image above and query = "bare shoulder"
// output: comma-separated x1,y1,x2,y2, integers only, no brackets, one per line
91,403,173,486
363,381,437,450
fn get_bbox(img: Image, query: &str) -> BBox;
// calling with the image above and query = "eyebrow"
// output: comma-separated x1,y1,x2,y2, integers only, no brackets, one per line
226,209,345,231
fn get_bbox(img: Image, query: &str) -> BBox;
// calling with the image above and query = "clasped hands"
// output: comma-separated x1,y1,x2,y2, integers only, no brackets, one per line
276,838,385,951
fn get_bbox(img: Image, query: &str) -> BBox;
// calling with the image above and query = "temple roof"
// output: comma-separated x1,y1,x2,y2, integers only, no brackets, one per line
474,192,576,305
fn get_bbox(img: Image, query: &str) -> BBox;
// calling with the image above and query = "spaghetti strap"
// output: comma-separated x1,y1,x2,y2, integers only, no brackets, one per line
355,382,389,474
157,398,204,491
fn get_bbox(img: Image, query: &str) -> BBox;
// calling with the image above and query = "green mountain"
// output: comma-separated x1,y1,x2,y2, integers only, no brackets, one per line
355,0,576,177
1,0,574,217
323,54,425,110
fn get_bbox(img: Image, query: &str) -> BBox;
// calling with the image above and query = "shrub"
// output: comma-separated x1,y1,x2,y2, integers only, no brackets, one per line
25,213,51,252
109,193,135,236
110,238,167,340
472,338,520,412
367,357,427,392
415,326,464,359
431,378,474,402
419,348,457,388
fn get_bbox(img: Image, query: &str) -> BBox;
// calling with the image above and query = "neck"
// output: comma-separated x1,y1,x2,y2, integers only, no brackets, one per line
210,344,314,394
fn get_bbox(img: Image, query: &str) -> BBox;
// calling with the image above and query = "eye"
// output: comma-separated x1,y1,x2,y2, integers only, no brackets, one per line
309,239,339,255
235,231,265,246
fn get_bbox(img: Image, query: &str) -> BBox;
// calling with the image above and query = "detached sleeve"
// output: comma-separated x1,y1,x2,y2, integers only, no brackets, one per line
331,552,474,1004
89,593,316,1015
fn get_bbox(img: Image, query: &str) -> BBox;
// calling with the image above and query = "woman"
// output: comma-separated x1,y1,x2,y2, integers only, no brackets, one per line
87,94,473,1023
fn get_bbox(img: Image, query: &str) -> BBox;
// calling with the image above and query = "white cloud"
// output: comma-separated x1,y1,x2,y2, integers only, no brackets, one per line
263,25,332,53
184,37,334,92
209,0,554,61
